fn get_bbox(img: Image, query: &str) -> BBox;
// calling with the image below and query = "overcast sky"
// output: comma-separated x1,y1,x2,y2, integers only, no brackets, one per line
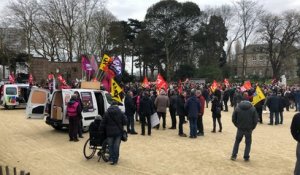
0,0,300,21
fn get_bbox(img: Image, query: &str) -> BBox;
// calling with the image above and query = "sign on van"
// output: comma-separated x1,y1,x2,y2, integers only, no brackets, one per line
81,81,101,90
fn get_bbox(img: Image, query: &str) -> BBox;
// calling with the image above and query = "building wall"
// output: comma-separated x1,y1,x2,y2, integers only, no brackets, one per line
30,57,81,85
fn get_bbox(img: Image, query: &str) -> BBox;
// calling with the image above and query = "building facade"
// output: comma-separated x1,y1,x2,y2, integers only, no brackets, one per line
235,44,299,80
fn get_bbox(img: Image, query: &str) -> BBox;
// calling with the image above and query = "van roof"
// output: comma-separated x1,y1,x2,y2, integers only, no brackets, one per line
54,88,107,93
4,84,29,87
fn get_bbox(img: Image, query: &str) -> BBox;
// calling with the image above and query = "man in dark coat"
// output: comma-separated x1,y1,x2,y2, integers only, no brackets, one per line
125,91,137,134
100,102,127,165
139,91,154,136
223,87,230,112
231,100,258,161
266,91,280,125
185,89,201,138
176,91,187,137
291,113,300,174
169,90,177,129
196,90,205,136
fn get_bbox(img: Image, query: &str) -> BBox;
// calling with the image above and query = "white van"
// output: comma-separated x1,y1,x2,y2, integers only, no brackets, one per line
26,88,116,132
0,84,30,109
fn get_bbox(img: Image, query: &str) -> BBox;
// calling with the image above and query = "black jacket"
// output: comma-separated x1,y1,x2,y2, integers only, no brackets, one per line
291,113,300,142
139,95,154,116
176,95,186,116
266,94,280,112
232,101,258,130
211,97,222,118
100,105,127,137
125,95,136,116
169,94,177,112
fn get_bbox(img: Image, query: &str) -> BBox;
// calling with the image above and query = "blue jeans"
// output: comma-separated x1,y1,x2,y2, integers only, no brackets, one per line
189,117,197,137
270,112,279,124
107,136,121,163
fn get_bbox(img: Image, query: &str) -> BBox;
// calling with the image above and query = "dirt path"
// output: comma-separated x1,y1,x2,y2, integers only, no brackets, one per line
0,106,297,175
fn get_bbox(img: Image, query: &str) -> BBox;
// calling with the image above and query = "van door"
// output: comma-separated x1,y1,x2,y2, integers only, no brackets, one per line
26,88,49,119
80,91,98,127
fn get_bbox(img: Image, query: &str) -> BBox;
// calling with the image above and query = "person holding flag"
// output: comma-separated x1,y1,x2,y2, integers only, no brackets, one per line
252,86,266,124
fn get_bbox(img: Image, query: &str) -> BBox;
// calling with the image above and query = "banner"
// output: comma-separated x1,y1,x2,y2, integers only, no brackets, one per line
90,55,98,73
99,54,112,71
9,73,15,84
28,74,33,84
156,74,168,91
142,76,150,89
111,78,123,103
241,80,252,92
108,56,122,77
81,55,92,72
224,78,230,87
252,86,266,106
210,80,218,92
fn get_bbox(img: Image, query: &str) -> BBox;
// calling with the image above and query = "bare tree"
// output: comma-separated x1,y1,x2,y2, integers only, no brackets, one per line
234,0,263,79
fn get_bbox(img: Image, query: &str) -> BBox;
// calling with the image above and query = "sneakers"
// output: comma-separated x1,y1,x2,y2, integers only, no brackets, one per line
230,156,236,161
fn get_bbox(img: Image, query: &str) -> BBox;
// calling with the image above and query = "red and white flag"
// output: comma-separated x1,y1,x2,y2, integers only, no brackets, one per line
224,78,230,87
9,73,15,84
210,80,218,92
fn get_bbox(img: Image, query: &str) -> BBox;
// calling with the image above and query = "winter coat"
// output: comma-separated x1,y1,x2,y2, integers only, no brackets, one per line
100,105,127,137
197,95,205,115
66,99,82,118
211,97,222,118
139,95,154,116
232,100,258,131
279,96,286,112
125,95,136,116
176,95,186,116
291,113,300,142
155,94,170,113
295,90,300,103
184,95,201,119
169,94,177,112
266,94,281,112
233,92,244,108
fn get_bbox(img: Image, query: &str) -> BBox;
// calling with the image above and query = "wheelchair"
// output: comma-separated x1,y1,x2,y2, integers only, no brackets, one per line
83,119,110,162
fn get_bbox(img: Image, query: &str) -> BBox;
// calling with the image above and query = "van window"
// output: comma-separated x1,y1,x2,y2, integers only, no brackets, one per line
81,92,94,112
6,87,17,95
105,93,113,105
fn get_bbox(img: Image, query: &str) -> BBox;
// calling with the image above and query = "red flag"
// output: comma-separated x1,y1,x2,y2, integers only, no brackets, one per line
57,74,70,89
28,74,33,84
241,80,252,92
142,77,150,89
48,74,54,80
9,73,15,84
178,80,183,94
224,78,229,87
156,74,168,91
210,80,218,92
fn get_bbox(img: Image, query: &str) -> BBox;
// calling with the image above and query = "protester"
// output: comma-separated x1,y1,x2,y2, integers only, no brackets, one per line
211,95,222,133
176,90,187,137
125,90,137,134
74,91,84,138
266,91,280,125
139,91,154,136
196,90,205,136
67,95,82,142
202,87,210,108
185,89,201,139
100,101,127,165
254,99,265,124
223,87,230,112
231,100,258,161
291,113,300,174
278,92,286,124
154,89,170,129
295,88,300,112
169,90,177,129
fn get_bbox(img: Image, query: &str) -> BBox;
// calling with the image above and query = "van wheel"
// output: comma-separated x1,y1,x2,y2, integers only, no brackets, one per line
52,125,62,130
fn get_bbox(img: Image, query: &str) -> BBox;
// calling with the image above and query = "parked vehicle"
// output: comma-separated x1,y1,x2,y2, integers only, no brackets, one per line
26,88,117,132
0,84,31,109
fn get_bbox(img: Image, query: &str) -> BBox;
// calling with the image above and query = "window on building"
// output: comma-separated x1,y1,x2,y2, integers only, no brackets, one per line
252,57,256,62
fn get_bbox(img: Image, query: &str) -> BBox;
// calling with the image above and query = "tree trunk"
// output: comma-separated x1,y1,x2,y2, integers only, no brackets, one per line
242,40,247,80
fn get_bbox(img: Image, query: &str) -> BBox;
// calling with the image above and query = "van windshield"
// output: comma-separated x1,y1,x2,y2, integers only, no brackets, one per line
6,87,17,95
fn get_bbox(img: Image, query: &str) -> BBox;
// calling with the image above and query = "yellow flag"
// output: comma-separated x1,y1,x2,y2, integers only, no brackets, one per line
110,78,123,103
252,86,266,106
99,54,112,71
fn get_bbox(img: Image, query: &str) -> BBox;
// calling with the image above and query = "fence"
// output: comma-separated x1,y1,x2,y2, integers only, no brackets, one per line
0,165,30,175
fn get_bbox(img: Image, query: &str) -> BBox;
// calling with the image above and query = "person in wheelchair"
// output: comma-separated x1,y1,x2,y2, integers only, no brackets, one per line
100,101,127,165
89,115,105,146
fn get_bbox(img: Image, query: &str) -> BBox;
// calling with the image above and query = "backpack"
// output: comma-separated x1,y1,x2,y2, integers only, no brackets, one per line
67,102,79,117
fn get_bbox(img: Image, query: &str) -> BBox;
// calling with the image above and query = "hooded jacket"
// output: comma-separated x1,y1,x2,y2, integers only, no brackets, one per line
232,100,258,130
185,95,201,118
100,105,127,137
